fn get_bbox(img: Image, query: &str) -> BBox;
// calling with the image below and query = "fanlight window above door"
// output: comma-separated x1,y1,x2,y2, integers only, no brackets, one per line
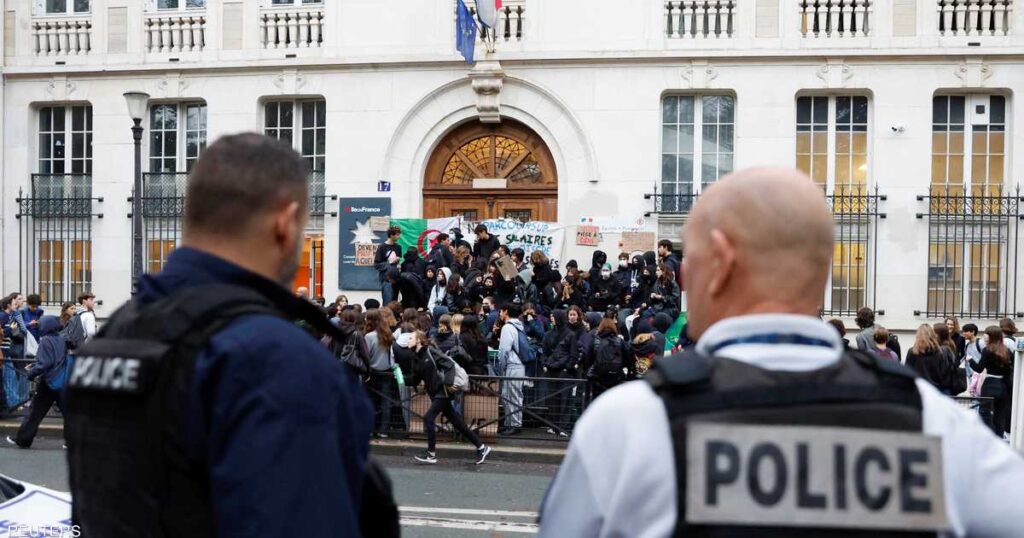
441,134,544,185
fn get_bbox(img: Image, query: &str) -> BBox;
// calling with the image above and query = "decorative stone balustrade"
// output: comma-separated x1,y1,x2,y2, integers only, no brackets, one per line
938,0,1013,36
32,17,92,55
665,1,737,38
261,6,324,49
145,13,206,53
799,0,872,38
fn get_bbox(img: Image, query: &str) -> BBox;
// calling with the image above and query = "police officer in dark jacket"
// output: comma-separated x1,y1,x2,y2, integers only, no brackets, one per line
65,134,375,538
540,167,1024,537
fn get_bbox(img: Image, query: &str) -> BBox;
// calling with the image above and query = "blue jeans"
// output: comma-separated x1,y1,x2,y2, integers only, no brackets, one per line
381,281,394,305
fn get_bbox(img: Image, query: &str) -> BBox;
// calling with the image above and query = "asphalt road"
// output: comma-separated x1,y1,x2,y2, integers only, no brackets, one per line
0,434,558,537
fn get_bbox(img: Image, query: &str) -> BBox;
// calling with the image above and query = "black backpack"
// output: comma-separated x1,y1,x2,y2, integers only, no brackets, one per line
593,335,624,376
61,311,87,349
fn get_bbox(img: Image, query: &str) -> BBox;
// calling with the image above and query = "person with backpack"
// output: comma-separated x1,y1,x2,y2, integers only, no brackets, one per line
65,134,377,537
969,326,1014,437
427,233,455,270
497,303,529,436
7,316,69,449
75,292,98,342
325,310,372,381
583,318,630,399
409,330,491,465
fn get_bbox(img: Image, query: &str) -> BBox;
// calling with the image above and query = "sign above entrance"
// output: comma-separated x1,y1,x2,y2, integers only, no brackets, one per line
473,178,507,189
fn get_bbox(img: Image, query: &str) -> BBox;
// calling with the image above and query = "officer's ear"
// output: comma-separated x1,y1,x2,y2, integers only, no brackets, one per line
706,228,736,297
271,200,304,250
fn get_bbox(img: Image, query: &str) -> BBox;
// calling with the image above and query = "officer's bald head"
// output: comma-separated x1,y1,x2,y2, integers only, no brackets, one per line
682,168,834,339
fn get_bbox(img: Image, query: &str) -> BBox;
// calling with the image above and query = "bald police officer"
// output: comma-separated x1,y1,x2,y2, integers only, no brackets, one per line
538,168,1024,537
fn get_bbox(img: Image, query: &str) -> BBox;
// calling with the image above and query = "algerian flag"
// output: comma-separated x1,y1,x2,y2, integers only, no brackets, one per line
390,217,463,258
476,0,502,29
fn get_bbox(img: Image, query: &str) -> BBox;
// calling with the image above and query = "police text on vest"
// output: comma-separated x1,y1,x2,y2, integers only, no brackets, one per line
69,356,142,393
685,423,948,531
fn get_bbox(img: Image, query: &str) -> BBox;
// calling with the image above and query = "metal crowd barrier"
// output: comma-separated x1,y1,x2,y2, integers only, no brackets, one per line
954,396,996,428
363,373,592,442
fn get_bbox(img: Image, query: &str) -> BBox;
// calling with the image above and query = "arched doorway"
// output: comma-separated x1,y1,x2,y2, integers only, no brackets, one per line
423,119,557,222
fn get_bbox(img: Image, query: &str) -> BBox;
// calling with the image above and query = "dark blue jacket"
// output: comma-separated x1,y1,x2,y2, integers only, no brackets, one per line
21,306,45,341
27,316,66,386
135,247,373,538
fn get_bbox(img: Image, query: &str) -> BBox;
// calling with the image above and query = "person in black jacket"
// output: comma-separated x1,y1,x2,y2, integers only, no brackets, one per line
325,310,372,381
427,233,455,270
657,239,680,280
8,315,67,448
590,263,621,313
457,315,489,376
906,324,958,395
582,318,630,399
472,224,501,266
970,326,1014,437
542,310,576,437
648,264,681,319
400,247,425,279
409,331,491,465
373,227,403,304
386,267,427,310
587,250,608,284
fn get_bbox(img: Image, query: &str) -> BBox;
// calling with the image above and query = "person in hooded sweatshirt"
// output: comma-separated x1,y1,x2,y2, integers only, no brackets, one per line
401,247,426,278
650,312,675,355
427,268,452,312
621,255,646,313
541,310,577,437
591,263,621,313
8,316,68,448
442,273,466,312
587,250,608,285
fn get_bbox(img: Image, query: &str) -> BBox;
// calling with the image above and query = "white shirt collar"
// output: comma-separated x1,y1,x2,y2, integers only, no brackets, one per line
696,314,843,372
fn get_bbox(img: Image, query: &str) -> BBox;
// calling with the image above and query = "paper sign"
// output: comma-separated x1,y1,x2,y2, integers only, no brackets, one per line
369,216,391,232
576,225,600,246
355,243,376,267
579,216,649,233
619,231,656,254
494,255,520,281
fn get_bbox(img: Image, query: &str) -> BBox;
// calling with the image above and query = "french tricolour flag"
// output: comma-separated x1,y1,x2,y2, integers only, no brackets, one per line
476,0,502,29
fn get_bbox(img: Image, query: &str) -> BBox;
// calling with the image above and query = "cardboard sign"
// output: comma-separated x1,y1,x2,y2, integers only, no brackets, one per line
409,389,500,438
494,255,520,281
576,225,600,246
619,231,656,254
369,216,391,232
355,243,376,267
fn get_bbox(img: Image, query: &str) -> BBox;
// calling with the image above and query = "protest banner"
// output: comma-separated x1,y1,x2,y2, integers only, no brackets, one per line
354,243,376,267
480,219,566,270
619,231,656,254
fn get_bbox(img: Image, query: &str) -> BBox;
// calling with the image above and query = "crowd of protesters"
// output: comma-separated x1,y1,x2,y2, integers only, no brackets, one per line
309,224,691,444
829,308,1019,439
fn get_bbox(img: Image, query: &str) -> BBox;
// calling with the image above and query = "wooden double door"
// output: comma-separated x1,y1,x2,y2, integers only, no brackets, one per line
423,119,557,223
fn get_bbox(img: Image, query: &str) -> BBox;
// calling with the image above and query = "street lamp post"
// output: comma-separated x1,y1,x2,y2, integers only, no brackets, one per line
124,91,149,294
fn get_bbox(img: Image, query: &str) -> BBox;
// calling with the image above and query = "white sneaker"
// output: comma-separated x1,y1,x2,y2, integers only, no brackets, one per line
546,427,556,435
476,445,492,465
414,451,438,464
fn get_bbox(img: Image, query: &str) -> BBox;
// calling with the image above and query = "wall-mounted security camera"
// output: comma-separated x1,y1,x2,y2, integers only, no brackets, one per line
890,125,905,133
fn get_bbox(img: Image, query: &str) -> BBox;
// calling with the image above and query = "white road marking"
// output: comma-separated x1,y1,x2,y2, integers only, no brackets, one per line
400,506,539,518
400,515,538,534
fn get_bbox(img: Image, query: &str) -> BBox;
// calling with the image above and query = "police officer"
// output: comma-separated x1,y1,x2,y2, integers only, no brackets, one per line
65,134,374,537
538,167,1024,537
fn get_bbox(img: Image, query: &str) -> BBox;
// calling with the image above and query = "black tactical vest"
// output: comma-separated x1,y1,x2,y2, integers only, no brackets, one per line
65,284,281,538
647,349,949,537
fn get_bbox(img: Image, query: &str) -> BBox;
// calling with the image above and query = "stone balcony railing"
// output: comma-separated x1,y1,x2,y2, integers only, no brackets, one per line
459,1,527,42
664,1,737,38
938,0,1014,36
145,13,207,53
32,17,92,55
260,4,325,49
799,0,873,38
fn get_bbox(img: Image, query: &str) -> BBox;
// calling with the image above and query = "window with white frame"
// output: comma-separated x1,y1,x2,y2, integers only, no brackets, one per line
148,102,207,173
155,0,205,10
38,105,92,178
795,95,873,315
926,94,1012,318
43,0,90,15
660,94,735,212
264,98,326,217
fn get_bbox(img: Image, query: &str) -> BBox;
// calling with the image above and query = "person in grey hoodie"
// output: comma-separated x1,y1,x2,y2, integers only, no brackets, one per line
363,310,397,438
497,303,526,436
7,316,67,448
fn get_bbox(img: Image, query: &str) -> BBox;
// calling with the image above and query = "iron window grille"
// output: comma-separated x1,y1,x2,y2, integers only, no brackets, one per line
822,186,885,317
915,186,1023,320
17,174,102,305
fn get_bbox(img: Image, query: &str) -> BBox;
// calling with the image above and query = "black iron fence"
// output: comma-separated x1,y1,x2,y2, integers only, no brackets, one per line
915,187,1023,320
138,172,187,274
16,174,103,306
822,187,886,317
644,189,699,216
